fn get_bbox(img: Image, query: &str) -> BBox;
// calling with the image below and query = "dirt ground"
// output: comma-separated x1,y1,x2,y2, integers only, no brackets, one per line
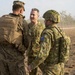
63,27,75,75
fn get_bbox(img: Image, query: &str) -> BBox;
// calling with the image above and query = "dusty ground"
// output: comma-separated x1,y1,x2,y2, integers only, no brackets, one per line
63,27,75,75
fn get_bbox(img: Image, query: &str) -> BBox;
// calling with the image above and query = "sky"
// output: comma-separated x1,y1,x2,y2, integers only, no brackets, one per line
0,0,75,19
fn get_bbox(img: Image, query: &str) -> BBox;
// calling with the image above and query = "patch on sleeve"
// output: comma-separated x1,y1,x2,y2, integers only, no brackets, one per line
40,36,44,42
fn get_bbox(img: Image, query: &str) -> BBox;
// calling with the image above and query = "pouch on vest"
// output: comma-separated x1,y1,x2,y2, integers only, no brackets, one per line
0,15,22,44
54,27,71,62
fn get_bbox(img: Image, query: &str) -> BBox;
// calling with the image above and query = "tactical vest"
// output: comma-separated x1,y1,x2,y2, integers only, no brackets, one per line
0,14,23,45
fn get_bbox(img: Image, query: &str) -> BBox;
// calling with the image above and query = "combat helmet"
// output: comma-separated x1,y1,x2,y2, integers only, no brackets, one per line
43,10,60,23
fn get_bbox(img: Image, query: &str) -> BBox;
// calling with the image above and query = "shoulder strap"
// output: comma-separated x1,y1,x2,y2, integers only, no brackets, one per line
53,26,64,37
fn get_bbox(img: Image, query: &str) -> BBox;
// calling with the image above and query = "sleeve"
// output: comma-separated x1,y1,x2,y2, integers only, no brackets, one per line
22,20,29,49
17,20,27,53
29,33,52,70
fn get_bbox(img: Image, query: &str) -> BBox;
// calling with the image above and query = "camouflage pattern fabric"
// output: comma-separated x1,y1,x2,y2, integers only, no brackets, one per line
0,44,26,75
27,21,45,57
43,10,60,23
27,21,45,75
29,24,65,75
0,13,27,75
23,20,29,49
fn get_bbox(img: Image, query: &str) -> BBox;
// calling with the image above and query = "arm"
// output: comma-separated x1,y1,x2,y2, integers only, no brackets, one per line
22,20,29,49
28,33,52,71
17,20,28,53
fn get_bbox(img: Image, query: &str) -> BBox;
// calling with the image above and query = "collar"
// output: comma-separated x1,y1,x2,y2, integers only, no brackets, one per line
9,13,19,16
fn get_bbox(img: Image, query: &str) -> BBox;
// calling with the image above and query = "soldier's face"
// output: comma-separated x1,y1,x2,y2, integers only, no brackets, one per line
45,20,52,27
30,10,39,23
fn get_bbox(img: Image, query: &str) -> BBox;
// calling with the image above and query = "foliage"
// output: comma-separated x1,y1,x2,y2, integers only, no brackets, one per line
59,11,75,27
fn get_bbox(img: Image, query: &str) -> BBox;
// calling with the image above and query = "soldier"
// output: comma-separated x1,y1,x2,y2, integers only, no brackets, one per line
0,1,27,75
27,10,65,75
26,8,45,75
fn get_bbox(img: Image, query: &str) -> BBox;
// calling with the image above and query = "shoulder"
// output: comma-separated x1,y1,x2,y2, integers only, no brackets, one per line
38,21,45,29
41,28,53,39
0,14,17,20
27,22,32,29
40,29,52,42
42,28,53,35
1,14,12,18
2,14,9,17
23,20,28,25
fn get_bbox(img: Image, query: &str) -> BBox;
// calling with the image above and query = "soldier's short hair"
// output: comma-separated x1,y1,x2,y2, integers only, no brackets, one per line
12,4,24,11
31,8,39,13
13,1,25,6
12,1,25,11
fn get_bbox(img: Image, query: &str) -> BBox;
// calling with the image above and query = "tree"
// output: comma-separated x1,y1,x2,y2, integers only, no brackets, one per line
59,11,75,27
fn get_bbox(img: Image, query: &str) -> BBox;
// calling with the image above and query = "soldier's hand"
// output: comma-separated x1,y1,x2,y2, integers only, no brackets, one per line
27,65,32,72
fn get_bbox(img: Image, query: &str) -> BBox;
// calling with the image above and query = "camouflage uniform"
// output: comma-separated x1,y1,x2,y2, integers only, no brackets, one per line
28,10,65,75
0,1,27,75
27,21,45,75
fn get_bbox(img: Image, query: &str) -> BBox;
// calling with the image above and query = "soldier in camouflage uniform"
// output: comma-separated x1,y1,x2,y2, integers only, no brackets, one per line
26,8,45,75
0,1,27,75
27,10,65,75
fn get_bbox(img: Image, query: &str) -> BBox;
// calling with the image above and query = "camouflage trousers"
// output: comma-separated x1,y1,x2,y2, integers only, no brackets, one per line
0,44,26,75
28,57,64,75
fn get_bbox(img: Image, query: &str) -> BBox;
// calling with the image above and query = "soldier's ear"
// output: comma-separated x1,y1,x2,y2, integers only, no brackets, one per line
20,10,22,13
20,8,23,14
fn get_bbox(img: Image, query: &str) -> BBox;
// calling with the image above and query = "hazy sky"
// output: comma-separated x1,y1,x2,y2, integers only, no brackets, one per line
0,0,75,19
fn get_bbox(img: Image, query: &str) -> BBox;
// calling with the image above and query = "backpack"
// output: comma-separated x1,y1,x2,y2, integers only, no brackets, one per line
0,15,22,44
53,27,71,62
